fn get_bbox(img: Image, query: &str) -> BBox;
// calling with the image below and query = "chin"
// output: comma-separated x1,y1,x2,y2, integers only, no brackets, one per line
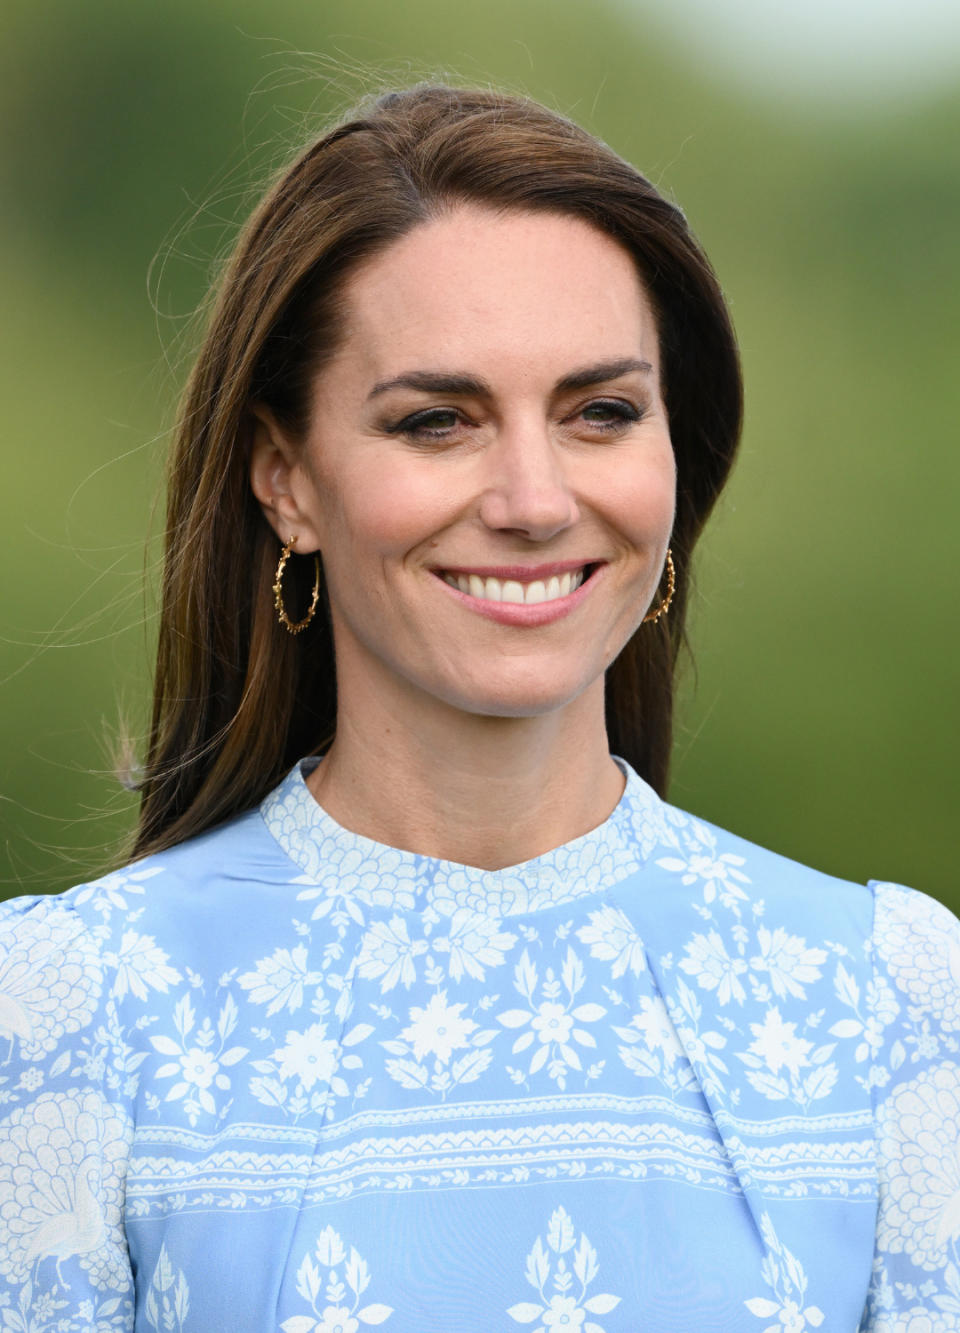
437,668,598,721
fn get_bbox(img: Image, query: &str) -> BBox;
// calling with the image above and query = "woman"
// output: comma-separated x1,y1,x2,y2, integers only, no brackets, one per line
0,84,956,1331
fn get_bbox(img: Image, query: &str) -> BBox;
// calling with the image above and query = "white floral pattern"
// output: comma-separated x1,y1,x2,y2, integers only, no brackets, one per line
106,931,180,1003
382,989,497,1098
656,819,751,907
430,907,517,982
497,949,607,1092
680,930,748,1006
736,1007,839,1109
0,759,956,1329
144,1243,190,1333
356,916,428,993
274,1024,340,1090
148,992,247,1126
891,1314,959,1333
281,1226,392,1332
576,905,647,979
749,927,826,1001
507,1206,621,1332
612,994,696,1094
744,1213,824,1330
238,946,325,1017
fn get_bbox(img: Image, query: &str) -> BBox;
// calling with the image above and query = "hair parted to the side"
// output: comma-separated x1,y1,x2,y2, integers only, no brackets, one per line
132,83,742,861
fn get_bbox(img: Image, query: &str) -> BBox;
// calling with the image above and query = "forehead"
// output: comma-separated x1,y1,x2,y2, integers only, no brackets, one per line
328,205,660,385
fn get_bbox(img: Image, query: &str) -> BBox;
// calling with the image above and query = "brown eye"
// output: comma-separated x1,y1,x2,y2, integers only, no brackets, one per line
389,408,463,441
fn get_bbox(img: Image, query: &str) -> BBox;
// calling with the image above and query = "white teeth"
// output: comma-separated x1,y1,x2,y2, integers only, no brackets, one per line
441,568,589,604
484,577,502,602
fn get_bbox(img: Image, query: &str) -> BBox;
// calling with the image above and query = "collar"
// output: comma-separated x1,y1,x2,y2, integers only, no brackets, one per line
259,755,668,918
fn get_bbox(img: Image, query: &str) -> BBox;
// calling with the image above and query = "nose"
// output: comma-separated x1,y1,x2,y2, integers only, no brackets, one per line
477,424,580,541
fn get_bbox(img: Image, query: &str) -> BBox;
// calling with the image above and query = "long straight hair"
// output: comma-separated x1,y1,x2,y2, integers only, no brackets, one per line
132,84,742,860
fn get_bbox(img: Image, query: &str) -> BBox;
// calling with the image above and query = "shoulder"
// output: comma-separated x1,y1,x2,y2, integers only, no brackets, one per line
72,801,293,919
0,889,111,1019
648,800,957,995
869,879,960,1026
870,876,959,939
1,801,299,984
0,884,95,943
654,796,875,930
659,800,960,965
0,891,112,1068
661,800,960,1026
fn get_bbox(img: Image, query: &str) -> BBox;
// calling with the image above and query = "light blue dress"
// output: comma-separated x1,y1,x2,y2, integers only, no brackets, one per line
1,757,958,1332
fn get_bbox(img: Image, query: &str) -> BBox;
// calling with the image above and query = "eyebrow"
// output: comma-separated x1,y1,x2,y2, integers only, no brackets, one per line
367,357,653,401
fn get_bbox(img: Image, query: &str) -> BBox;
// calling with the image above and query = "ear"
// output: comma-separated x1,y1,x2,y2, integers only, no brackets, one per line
248,405,323,552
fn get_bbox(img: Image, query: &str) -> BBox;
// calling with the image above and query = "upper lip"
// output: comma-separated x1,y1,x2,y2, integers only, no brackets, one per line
432,559,603,581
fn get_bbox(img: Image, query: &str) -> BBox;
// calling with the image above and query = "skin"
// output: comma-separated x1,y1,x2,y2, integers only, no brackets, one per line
250,205,675,870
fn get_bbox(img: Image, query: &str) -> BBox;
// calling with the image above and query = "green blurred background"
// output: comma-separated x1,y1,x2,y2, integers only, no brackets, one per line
1,0,957,907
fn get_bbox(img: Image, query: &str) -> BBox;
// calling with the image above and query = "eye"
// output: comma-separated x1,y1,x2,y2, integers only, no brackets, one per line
576,398,643,432
386,407,465,441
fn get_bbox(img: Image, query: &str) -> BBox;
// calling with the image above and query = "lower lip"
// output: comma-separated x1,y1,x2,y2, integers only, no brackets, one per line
432,567,603,626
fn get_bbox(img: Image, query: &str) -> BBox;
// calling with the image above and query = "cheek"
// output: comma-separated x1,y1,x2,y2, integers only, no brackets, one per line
595,445,676,544
320,458,456,567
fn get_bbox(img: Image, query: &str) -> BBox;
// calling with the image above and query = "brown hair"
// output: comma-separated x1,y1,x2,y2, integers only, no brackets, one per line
132,83,742,860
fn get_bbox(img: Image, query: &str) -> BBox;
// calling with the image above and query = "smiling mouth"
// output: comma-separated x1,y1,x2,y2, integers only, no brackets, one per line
436,565,598,605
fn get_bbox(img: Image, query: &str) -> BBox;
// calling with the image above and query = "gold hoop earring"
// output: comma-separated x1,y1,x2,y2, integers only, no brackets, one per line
642,548,675,624
273,535,321,634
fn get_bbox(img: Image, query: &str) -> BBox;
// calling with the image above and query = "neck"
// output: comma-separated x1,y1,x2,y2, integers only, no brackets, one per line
307,676,624,872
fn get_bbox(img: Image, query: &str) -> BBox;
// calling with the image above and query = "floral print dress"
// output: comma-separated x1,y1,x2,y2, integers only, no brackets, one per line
0,757,957,1331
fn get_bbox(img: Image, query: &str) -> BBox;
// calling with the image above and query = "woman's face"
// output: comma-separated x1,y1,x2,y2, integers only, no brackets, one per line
254,205,675,725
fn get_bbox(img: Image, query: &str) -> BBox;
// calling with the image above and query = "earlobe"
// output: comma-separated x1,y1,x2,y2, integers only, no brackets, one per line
248,405,322,551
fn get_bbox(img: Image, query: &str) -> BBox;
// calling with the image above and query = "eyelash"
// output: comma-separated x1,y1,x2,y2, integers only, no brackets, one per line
578,399,643,431
386,398,643,442
386,408,465,441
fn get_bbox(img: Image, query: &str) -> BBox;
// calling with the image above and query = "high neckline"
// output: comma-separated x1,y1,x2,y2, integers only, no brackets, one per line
259,756,669,918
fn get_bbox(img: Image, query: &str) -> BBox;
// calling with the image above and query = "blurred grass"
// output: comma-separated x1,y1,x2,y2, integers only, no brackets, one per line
1,0,957,905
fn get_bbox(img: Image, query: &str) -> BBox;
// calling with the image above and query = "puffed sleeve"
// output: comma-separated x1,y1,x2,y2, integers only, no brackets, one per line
0,893,135,1331
859,881,960,1331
